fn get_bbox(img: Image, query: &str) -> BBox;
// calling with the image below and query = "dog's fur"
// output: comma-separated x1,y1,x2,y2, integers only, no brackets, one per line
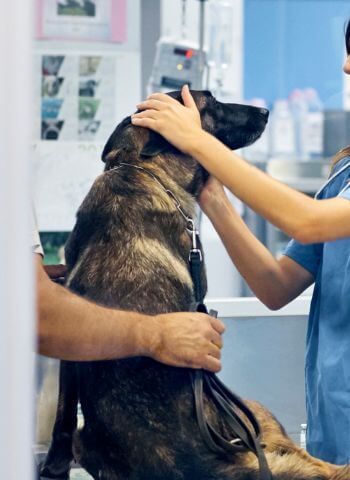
41,91,350,480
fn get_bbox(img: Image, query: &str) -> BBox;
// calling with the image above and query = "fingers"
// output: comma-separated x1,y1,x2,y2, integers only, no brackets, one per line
136,98,169,112
207,341,221,360
148,92,181,105
131,116,157,130
203,355,222,373
211,331,223,350
181,84,197,109
210,316,225,334
132,109,159,120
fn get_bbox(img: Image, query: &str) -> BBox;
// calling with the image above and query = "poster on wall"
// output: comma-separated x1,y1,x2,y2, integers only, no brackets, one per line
37,53,117,141
36,0,126,42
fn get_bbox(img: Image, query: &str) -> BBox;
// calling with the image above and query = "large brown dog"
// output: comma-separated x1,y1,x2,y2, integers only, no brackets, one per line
41,91,350,480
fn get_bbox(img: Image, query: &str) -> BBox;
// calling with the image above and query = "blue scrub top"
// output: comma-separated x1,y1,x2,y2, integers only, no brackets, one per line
284,156,350,465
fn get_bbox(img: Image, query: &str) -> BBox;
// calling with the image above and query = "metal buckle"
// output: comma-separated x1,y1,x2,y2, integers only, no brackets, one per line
189,248,202,262
230,438,243,446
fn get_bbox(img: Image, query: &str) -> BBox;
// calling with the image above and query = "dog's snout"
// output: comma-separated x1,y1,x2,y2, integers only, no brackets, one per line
259,108,269,119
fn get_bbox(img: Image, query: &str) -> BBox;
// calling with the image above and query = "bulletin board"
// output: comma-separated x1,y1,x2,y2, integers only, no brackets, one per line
33,0,142,232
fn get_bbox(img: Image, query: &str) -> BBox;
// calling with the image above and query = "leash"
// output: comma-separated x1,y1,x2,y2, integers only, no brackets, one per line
187,231,272,480
108,163,272,479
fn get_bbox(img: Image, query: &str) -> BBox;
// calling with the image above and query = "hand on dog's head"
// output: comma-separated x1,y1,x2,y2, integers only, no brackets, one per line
102,90,268,164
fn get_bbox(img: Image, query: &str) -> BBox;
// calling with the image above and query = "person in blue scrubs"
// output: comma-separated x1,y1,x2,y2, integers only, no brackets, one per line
283,156,350,464
131,20,350,465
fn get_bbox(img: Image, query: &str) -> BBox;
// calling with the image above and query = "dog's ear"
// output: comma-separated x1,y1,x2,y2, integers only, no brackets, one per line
141,130,179,157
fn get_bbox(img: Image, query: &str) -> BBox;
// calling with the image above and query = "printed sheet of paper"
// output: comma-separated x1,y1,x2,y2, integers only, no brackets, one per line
35,53,117,142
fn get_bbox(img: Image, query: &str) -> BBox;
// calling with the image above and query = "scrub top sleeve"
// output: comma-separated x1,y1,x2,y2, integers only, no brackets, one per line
283,239,321,279
339,183,350,200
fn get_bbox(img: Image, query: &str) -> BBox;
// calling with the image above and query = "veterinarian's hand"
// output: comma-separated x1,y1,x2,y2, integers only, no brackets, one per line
131,85,203,154
198,177,229,216
148,312,225,372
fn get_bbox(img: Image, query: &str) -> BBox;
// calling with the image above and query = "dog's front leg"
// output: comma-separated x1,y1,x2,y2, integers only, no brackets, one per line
40,361,78,479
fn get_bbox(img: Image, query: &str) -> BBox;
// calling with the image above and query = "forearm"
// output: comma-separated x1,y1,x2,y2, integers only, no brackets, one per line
37,271,151,361
191,132,350,243
203,197,305,309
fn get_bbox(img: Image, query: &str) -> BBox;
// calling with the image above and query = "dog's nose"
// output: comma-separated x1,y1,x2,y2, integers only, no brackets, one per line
259,108,269,119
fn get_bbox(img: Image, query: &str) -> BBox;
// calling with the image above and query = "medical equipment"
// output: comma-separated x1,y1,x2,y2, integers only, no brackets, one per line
207,0,234,96
148,0,207,93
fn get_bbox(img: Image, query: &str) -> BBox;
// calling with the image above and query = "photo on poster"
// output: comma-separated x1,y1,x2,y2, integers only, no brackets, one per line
78,119,101,140
42,76,65,97
57,1,96,18
79,79,99,97
41,120,65,140
79,98,100,120
36,0,126,42
42,98,64,119
79,56,101,76
42,55,65,76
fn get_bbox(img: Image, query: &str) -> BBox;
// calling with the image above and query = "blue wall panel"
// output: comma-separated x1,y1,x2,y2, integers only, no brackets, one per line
244,0,350,108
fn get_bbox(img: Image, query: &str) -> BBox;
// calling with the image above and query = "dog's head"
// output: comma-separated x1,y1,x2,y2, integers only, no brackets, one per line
101,90,268,194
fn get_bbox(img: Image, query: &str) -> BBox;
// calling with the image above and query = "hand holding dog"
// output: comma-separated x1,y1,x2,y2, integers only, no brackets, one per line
198,177,230,216
132,85,204,154
147,312,225,373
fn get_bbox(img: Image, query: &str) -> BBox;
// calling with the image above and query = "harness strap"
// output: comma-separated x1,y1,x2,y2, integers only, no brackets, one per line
189,271,272,480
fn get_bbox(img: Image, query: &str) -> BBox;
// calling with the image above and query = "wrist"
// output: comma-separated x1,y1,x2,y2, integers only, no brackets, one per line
134,314,161,358
186,129,210,157
201,190,231,216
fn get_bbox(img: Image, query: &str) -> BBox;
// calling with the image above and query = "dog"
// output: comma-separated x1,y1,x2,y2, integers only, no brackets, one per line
41,90,350,480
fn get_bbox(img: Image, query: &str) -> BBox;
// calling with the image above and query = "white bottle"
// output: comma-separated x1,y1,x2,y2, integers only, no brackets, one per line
270,99,296,160
289,89,309,161
301,88,324,159
300,423,307,449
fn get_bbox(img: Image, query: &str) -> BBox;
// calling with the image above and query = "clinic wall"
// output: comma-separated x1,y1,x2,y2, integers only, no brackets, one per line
219,315,308,441
244,0,350,108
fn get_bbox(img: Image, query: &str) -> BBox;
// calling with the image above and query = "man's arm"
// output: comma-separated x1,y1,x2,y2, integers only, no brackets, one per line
35,255,224,371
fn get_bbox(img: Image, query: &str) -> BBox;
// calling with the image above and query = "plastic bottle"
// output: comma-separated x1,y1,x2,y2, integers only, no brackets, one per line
302,88,324,159
270,99,296,160
289,89,309,161
300,423,307,449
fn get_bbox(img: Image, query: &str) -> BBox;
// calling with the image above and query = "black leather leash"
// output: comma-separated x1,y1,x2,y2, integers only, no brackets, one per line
188,229,273,480
108,163,272,479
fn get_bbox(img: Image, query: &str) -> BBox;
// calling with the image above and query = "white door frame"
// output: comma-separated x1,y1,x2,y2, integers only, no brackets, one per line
0,2,35,478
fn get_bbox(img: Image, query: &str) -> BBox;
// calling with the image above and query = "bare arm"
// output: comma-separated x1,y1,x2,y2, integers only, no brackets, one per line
132,86,350,243
199,179,314,309
35,255,224,371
